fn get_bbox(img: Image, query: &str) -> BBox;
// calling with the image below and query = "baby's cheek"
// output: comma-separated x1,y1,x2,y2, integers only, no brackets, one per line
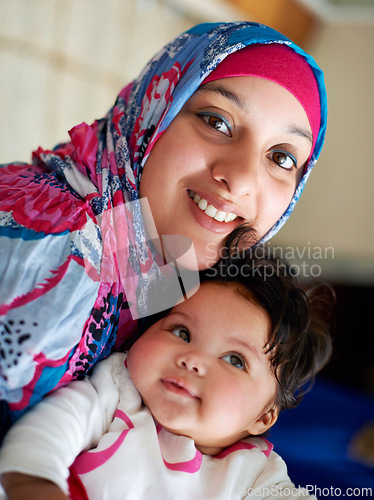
127,332,162,375
127,340,148,379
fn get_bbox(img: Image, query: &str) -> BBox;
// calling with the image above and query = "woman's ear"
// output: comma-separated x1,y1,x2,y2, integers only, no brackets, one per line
247,405,278,436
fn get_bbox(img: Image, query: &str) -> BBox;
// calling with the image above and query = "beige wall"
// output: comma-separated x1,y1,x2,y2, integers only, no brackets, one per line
0,0,195,164
0,0,245,163
1,0,373,283
272,22,374,283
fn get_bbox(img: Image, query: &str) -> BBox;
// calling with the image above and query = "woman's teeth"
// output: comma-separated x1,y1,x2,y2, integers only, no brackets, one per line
188,191,238,223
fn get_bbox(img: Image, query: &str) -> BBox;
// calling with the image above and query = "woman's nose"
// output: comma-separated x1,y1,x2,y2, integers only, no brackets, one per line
211,148,260,198
176,351,207,375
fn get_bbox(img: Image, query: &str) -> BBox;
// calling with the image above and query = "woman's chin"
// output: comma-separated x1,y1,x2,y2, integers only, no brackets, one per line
160,234,218,271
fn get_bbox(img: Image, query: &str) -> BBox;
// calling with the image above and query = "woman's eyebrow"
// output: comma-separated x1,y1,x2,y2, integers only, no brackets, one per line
286,126,313,144
196,84,247,111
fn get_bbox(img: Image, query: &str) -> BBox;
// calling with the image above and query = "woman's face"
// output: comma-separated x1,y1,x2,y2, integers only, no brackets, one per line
139,76,313,270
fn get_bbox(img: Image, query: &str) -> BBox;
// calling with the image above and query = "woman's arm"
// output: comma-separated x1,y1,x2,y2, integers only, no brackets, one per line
1,473,68,500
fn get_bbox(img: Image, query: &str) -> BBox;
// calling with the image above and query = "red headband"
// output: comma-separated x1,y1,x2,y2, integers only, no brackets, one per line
203,44,321,153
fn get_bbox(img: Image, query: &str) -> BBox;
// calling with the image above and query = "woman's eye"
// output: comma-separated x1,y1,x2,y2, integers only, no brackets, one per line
171,327,190,343
199,113,231,137
269,150,297,170
222,353,245,370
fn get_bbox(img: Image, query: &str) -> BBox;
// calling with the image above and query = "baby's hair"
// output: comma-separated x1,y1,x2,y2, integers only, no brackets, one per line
200,253,334,412
135,249,334,413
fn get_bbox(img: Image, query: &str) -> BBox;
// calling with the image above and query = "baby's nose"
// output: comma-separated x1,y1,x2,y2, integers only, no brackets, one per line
177,351,207,375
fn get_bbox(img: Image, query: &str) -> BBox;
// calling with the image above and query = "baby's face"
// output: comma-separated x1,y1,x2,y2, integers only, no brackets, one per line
139,76,312,270
127,282,278,455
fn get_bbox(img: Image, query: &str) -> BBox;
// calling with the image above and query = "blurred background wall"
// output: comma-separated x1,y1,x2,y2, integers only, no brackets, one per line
0,0,373,493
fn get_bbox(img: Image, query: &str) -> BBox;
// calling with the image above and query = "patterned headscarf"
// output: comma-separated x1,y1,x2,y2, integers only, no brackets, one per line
0,22,328,419
33,21,327,315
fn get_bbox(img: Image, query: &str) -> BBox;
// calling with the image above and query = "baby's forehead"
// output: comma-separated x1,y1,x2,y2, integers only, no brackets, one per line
167,280,272,350
190,280,271,329
174,280,264,316
198,280,258,304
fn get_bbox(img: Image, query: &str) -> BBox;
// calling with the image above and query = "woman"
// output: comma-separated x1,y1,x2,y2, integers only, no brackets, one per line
0,21,327,432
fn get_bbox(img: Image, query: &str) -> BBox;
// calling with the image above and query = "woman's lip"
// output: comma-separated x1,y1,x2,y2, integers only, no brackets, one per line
190,189,244,218
162,377,198,399
187,191,242,235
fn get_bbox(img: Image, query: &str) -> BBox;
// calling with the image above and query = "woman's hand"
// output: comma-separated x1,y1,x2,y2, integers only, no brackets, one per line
1,472,69,500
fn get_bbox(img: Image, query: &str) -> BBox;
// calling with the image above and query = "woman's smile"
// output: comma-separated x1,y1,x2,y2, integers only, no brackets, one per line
188,190,239,223
187,189,242,235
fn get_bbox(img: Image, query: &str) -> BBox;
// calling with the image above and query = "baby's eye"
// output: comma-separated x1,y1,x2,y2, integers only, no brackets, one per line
222,353,245,370
268,150,297,170
199,112,231,137
171,327,190,343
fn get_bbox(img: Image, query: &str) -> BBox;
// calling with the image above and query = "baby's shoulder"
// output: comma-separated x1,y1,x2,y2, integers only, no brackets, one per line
89,352,129,390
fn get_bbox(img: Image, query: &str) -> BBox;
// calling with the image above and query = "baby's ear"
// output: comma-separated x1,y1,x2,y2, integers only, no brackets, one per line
247,406,278,436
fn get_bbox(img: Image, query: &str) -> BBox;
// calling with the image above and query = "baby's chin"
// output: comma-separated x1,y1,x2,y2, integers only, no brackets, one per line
151,410,246,456
158,424,237,456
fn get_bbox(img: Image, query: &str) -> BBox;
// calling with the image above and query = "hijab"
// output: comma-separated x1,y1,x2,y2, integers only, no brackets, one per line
32,21,327,317
1,22,327,420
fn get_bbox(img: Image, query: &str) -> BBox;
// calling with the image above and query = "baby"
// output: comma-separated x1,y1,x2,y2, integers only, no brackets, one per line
0,257,333,499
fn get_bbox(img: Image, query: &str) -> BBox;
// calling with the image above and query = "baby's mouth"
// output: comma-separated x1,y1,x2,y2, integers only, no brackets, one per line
162,377,198,399
188,190,238,223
